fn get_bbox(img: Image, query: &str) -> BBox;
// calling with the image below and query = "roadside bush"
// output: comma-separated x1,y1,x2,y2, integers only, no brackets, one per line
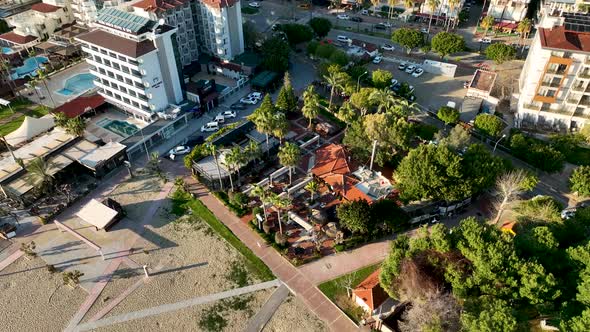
307,40,319,55
213,191,247,217
571,165,590,196
474,113,504,137
437,106,460,124
510,133,565,173
315,43,337,59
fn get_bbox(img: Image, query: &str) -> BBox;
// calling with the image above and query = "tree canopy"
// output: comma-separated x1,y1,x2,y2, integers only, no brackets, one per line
437,106,460,124
571,165,590,197
391,28,424,54
279,24,313,45
431,32,465,59
261,37,290,72
308,17,332,38
474,113,504,137
275,72,297,113
485,43,517,64
372,69,393,89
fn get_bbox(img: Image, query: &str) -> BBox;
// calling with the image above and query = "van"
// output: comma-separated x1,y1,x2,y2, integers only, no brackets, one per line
201,121,219,132
337,35,351,44
215,114,226,123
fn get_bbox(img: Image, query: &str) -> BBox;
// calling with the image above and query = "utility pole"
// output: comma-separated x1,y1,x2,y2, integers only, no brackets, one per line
369,140,377,171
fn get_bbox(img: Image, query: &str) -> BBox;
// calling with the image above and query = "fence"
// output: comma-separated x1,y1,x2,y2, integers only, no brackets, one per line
218,76,249,102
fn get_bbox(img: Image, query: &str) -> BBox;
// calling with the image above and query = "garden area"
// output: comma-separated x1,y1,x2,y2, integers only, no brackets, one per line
0,98,49,136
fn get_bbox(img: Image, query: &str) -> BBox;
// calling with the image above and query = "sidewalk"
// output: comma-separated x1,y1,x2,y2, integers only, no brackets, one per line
191,182,359,332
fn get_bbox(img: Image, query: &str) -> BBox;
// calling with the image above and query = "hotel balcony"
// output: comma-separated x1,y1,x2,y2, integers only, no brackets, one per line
523,103,541,111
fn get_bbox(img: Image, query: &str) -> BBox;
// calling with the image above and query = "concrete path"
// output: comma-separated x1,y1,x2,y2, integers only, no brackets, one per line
0,249,23,272
191,182,359,332
244,283,290,332
73,279,281,332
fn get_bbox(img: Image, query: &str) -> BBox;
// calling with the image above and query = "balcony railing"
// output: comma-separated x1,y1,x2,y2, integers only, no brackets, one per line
523,103,541,111
580,72,590,79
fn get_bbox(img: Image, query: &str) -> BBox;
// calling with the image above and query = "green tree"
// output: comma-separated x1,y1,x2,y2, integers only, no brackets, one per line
516,18,532,45
272,112,289,144
270,194,291,234
242,21,260,50
53,111,68,128
223,146,244,191
571,165,590,196
280,23,313,45
329,50,349,66
364,112,414,154
301,85,320,128
308,17,332,38
336,101,357,127
261,37,290,72
275,72,297,113
391,28,424,54
371,69,393,89
324,65,349,109
485,43,516,64
439,124,470,151
431,32,465,59
474,113,504,137
350,87,376,115
305,180,320,202
563,309,590,332
437,106,460,124
461,298,517,332
518,261,560,304
462,143,507,194
481,15,495,38
336,199,372,234
36,69,56,108
65,116,86,137
249,185,270,226
25,157,54,194
277,142,301,184
248,95,278,150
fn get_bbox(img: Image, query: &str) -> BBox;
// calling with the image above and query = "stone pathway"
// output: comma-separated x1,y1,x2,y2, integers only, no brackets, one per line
73,279,281,332
244,283,290,332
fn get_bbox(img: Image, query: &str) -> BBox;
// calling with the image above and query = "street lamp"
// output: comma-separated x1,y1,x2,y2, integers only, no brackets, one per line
357,71,368,92
493,134,507,154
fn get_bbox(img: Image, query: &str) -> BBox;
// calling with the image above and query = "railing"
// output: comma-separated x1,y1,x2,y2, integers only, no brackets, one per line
523,103,541,111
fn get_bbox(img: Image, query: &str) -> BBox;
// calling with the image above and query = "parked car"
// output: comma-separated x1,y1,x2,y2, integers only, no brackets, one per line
247,92,263,100
412,68,424,77
201,121,220,132
398,62,407,70
374,24,386,30
214,114,226,123
382,44,395,51
381,22,392,28
337,35,352,43
405,65,416,74
337,14,350,20
351,16,363,22
390,79,398,87
248,2,260,7
185,135,204,147
298,3,310,9
478,37,492,44
218,110,237,119
230,103,247,110
168,145,191,156
420,27,429,33
562,208,577,220
372,55,383,64
240,97,258,104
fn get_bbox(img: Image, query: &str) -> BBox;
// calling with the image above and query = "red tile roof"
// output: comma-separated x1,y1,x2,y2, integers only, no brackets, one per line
0,32,37,45
31,3,62,13
353,269,389,312
76,30,156,58
201,0,238,9
539,26,590,53
132,0,187,13
54,95,105,118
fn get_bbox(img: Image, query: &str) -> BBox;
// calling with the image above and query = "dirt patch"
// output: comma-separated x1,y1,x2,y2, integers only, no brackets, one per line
0,256,85,331
264,293,328,332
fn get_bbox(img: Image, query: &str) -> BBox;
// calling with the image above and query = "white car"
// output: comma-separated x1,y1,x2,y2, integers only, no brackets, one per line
561,208,577,220
390,79,398,86
382,44,395,51
247,92,263,100
218,110,237,119
240,97,258,104
337,35,352,43
337,14,350,20
248,2,260,8
381,22,392,28
372,56,383,64
201,121,220,132
421,28,429,33
398,62,407,70
478,37,492,44
405,65,416,74
412,68,424,77
168,145,191,156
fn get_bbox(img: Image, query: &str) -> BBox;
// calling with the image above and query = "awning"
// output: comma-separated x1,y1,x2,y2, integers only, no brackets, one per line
35,41,60,51
78,141,126,170
3,175,34,197
47,154,74,176
5,115,55,147
54,95,105,118
76,199,119,229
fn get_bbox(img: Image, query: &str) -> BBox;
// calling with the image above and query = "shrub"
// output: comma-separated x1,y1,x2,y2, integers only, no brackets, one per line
571,165,590,196
315,43,337,59
307,40,319,55
474,113,504,137
437,106,460,124
510,133,565,173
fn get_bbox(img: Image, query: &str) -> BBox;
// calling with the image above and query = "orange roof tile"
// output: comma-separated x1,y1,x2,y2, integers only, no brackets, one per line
311,144,350,178
353,269,389,311
31,3,62,13
132,0,187,13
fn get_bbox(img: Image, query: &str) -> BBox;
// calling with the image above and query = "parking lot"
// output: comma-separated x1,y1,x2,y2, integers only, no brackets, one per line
366,56,473,111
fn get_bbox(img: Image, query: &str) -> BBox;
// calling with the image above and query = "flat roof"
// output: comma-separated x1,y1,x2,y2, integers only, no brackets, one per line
76,29,156,58
76,199,119,229
96,7,155,34
469,70,497,93
251,71,278,88
80,142,126,169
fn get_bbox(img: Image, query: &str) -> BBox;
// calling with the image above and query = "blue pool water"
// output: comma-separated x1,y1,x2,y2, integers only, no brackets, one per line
2,47,13,54
56,73,96,96
96,118,139,137
11,56,48,79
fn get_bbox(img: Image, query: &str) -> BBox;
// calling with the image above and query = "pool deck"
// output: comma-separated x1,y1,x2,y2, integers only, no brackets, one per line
24,61,95,108
85,108,148,143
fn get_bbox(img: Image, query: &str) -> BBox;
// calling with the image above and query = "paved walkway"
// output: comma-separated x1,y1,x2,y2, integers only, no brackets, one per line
244,283,290,332
191,183,359,332
73,279,281,332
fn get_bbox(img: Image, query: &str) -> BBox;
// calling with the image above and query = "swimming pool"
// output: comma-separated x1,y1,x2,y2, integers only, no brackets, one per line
11,56,48,80
96,118,139,137
2,47,13,54
56,73,96,96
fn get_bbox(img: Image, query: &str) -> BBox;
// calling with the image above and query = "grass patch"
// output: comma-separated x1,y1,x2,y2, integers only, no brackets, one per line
226,262,250,287
212,191,247,217
318,263,381,322
26,105,49,118
414,123,438,141
241,7,259,14
566,146,590,165
0,115,25,136
171,187,274,281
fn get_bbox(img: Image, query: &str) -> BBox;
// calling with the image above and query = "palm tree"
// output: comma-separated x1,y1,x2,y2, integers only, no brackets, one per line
278,142,301,185
272,113,289,144
65,116,86,137
517,18,532,47
481,15,495,38
0,58,18,98
427,0,440,34
25,157,54,194
248,95,277,152
36,69,55,108
447,0,460,30
305,180,320,202
54,111,68,128
369,89,398,114
206,144,224,190
28,78,42,101
224,146,244,191
270,193,291,234
302,85,320,128
324,70,345,110
371,0,380,16
336,101,357,127
245,139,262,163
249,184,270,229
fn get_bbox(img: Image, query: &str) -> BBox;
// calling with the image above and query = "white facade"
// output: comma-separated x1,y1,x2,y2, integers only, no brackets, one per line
193,0,243,60
517,22,590,131
488,0,530,22
69,0,128,26
420,0,465,20
132,0,199,67
77,8,183,122
6,3,73,40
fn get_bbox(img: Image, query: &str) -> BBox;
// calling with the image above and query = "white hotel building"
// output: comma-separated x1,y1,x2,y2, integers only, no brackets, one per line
192,0,243,60
76,8,183,122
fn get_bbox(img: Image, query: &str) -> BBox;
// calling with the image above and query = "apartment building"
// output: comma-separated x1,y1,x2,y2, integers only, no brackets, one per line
517,12,590,131
69,0,128,26
76,7,183,122
5,2,73,40
487,0,530,22
419,0,465,22
192,0,243,60
131,0,199,68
